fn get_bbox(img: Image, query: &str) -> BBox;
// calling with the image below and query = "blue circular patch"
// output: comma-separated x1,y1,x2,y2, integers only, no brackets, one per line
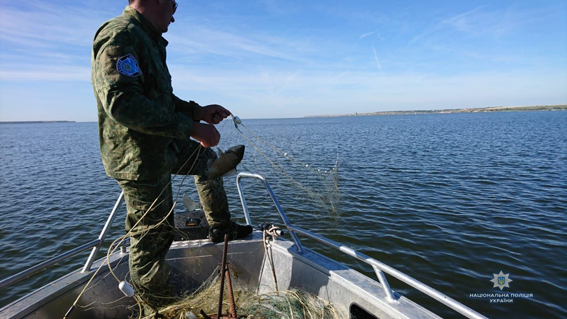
116,54,141,77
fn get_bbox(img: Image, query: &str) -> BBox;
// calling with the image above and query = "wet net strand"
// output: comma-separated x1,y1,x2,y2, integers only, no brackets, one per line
232,119,341,218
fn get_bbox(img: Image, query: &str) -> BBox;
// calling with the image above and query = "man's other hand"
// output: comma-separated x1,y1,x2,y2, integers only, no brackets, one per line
193,104,231,124
191,122,220,148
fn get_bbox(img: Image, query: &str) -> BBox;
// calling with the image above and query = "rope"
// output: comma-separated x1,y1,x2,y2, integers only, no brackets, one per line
67,114,340,318
65,144,203,319
262,225,282,294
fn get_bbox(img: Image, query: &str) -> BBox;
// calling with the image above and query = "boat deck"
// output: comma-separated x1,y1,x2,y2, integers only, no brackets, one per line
1,232,440,319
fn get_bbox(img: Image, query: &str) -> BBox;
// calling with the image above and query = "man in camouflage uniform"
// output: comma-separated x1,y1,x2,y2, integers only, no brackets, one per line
91,0,252,313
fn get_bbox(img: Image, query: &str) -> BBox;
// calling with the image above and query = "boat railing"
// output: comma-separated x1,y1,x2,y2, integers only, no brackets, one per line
0,193,125,290
1,172,487,319
236,172,487,319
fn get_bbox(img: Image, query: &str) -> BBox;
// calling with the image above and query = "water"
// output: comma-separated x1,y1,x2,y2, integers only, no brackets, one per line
1,111,566,318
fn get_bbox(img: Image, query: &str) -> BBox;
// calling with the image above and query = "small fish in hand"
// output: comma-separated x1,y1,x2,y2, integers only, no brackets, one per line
205,145,245,180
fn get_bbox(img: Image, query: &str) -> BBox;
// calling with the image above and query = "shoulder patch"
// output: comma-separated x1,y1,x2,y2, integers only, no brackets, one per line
116,54,141,77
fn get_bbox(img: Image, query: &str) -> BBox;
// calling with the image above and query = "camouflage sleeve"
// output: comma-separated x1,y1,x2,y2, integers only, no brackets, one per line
173,95,199,115
92,32,193,140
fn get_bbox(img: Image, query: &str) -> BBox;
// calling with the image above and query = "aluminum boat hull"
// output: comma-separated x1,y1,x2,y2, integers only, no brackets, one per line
1,232,439,319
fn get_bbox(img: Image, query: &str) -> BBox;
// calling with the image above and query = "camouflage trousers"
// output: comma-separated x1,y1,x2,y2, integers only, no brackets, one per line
116,140,231,311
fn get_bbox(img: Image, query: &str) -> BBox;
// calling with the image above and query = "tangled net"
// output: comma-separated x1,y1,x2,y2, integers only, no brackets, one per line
69,117,341,318
144,271,339,319
217,116,342,220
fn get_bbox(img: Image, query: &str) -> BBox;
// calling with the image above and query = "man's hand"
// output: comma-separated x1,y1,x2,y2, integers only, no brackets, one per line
193,104,231,124
191,122,220,148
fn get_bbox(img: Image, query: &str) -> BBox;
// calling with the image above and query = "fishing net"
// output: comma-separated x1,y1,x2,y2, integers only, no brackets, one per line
144,270,339,319
218,116,341,219
70,115,342,318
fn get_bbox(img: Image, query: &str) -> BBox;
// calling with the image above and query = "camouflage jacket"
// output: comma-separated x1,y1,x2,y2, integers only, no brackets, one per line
92,6,197,181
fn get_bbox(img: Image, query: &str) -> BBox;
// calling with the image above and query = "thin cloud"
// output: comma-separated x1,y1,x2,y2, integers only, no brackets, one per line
0,3,106,49
0,2,120,84
0,66,90,82
167,26,316,64
409,4,556,45
409,5,488,44
0,0,565,121
360,31,375,39
169,66,567,118
440,5,489,33
371,45,382,72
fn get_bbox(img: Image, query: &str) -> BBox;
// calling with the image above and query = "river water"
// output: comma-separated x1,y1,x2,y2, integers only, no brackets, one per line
1,111,566,318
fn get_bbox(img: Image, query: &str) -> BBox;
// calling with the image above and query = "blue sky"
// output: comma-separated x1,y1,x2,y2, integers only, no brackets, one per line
0,0,565,121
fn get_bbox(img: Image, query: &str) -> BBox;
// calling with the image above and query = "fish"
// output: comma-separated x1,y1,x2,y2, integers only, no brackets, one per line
205,145,245,180
182,194,201,211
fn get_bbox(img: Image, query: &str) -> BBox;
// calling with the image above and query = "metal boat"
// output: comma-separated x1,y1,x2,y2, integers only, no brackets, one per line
0,173,487,319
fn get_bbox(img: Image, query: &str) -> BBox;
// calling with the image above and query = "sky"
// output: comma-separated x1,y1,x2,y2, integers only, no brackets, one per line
0,0,566,121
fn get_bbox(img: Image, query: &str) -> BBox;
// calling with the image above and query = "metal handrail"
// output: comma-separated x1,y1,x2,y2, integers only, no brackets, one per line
235,172,487,319
236,172,304,253
0,192,125,290
82,192,124,272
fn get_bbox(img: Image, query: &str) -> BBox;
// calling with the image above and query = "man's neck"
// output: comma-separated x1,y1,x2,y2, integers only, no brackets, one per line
129,4,163,35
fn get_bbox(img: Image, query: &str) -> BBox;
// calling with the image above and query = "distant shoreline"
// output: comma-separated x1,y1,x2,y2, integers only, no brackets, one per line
0,121,76,124
2,105,565,123
306,104,567,118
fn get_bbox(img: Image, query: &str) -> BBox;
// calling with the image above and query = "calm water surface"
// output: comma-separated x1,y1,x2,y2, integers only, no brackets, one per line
1,111,566,318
